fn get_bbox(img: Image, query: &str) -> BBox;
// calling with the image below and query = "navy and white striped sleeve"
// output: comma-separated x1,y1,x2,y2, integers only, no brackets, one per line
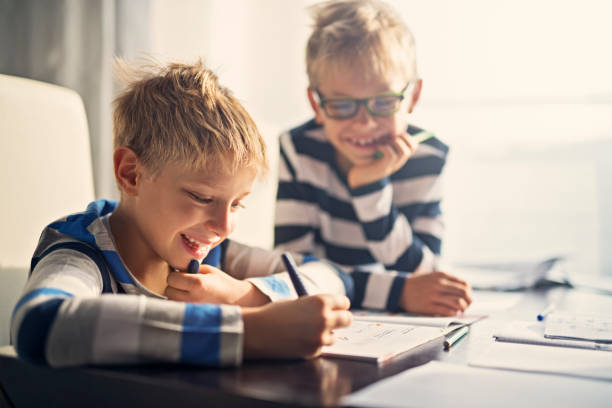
274,130,320,253
11,250,243,367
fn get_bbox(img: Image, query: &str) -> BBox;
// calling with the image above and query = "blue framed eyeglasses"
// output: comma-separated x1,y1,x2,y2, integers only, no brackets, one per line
314,81,415,120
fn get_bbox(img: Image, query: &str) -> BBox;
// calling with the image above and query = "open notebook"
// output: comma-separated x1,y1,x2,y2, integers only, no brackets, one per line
353,310,485,333
321,321,444,364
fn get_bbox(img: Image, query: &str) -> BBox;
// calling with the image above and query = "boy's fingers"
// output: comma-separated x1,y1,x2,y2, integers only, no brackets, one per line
430,301,461,316
439,286,472,307
321,331,336,346
325,294,351,310
397,133,416,155
166,272,193,291
164,286,190,301
330,310,353,329
438,279,470,298
433,294,468,312
435,271,469,286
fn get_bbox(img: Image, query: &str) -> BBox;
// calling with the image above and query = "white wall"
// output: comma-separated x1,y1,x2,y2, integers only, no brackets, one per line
150,0,612,274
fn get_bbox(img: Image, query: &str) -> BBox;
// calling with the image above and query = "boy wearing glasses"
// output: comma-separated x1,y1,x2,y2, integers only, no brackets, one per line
274,0,472,316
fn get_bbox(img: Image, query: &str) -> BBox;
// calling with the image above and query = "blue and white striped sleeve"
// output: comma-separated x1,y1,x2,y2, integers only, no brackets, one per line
11,250,243,367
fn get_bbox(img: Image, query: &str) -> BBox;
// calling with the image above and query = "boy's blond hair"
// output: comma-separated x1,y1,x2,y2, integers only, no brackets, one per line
113,59,268,177
306,0,417,88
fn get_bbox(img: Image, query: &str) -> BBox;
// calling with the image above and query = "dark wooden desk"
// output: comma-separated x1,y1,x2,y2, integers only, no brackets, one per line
0,286,605,407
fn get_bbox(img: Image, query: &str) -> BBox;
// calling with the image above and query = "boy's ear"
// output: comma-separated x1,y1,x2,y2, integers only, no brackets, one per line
307,88,325,125
113,147,142,196
408,78,423,114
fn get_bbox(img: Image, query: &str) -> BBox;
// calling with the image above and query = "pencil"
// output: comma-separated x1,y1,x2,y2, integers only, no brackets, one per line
281,252,309,297
444,325,469,351
412,132,434,144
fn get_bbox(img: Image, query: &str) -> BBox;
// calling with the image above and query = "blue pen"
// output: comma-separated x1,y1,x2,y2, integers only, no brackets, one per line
537,304,555,321
281,252,309,297
188,259,200,274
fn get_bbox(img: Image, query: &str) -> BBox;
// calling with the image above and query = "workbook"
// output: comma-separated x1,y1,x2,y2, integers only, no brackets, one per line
544,313,612,343
321,321,444,364
353,310,485,332
493,320,612,351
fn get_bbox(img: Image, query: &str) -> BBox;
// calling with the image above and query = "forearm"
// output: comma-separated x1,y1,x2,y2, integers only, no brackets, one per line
349,268,409,311
12,292,243,367
12,252,244,367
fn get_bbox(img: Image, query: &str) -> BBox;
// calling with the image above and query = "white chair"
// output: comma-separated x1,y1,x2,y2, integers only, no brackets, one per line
0,74,95,345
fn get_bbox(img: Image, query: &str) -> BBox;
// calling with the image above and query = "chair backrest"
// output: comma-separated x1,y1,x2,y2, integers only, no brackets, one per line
0,74,95,269
0,74,95,345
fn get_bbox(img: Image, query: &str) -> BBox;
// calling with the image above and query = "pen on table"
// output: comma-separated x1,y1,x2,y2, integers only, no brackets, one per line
188,259,200,274
537,304,556,321
443,325,469,351
281,252,309,297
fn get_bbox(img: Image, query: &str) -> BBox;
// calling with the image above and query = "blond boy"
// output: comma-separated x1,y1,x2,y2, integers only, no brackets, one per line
275,0,472,316
11,60,351,367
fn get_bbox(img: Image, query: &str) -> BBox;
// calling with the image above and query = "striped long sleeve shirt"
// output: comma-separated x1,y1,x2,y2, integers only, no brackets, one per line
274,120,448,311
11,200,348,367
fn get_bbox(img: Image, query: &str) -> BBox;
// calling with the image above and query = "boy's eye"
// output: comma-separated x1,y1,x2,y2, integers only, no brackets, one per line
231,201,246,211
188,191,212,204
326,100,355,114
371,96,398,110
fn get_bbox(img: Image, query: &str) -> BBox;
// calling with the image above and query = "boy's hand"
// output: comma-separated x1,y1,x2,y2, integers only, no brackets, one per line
347,132,417,188
242,294,353,360
165,265,269,307
400,271,472,316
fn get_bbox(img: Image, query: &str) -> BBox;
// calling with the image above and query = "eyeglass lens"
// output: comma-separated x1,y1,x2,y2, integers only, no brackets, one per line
324,95,402,118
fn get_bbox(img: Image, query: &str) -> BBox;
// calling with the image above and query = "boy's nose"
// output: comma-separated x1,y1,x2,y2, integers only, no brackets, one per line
354,104,375,124
207,205,233,237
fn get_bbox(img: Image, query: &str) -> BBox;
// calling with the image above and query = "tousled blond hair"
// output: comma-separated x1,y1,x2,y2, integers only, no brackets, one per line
113,58,268,177
306,0,417,88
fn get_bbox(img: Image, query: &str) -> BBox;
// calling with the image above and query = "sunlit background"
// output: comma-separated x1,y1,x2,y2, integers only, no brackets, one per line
2,0,612,275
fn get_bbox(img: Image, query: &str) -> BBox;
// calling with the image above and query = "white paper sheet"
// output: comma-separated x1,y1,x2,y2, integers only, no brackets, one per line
343,361,612,408
469,341,612,381
493,320,612,351
544,312,612,342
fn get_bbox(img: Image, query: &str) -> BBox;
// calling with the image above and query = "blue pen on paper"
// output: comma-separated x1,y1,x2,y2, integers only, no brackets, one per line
281,252,309,297
188,259,200,274
537,304,556,321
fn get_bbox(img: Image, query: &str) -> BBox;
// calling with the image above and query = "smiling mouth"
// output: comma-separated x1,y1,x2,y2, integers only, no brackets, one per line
181,233,219,256
346,134,392,148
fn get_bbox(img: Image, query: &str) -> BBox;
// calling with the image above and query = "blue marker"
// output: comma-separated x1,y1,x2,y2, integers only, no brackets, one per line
188,259,200,274
537,304,555,321
281,252,309,297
